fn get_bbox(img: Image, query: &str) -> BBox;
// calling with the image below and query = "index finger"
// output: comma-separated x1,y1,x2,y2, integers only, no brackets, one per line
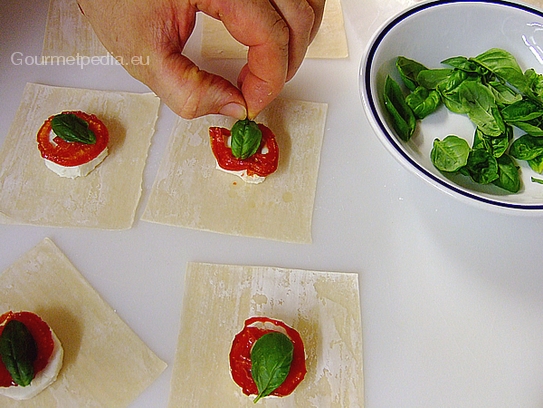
199,0,290,118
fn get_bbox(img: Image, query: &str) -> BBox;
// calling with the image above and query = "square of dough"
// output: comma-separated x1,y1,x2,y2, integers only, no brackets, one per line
0,82,160,229
42,0,108,57
201,0,349,59
168,262,364,407
141,98,327,243
0,238,167,407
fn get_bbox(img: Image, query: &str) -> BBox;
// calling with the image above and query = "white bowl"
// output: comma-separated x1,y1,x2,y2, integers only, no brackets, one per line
360,0,543,212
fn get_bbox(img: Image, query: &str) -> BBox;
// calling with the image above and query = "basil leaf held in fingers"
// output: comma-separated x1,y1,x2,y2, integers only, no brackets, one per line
431,135,470,173
230,119,262,160
0,320,38,387
251,332,294,403
384,76,417,141
51,113,96,144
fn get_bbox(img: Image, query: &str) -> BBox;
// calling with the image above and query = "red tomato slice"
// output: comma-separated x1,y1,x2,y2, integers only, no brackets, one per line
0,311,55,387
229,317,306,398
37,111,109,167
209,124,279,177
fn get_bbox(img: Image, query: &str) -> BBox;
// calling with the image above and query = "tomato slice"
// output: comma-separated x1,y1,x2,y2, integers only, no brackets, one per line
0,311,55,387
229,317,306,398
37,111,109,167
209,124,279,177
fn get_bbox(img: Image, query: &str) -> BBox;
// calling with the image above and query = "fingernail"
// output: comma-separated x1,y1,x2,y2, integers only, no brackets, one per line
219,103,247,120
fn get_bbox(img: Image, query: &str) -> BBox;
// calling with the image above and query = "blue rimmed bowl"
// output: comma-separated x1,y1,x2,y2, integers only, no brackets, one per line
360,0,543,212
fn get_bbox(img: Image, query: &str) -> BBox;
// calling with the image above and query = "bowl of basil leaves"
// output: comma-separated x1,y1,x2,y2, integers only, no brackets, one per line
360,0,543,212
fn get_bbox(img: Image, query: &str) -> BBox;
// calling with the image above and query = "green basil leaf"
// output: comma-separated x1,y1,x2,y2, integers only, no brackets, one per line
488,81,522,107
0,320,38,387
51,113,96,144
396,56,428,91
405,86,441,119
383,76,417,141
528,154,543,174
493,154,521,193
509,134,543,161
457,81,505,136
417,68,453,90
230,119,262,159
442,56,488,75
466,148,499,184
472,126,512,159
472,48,527,92
501,99,543,122
251,332,294,404
431,135,470,173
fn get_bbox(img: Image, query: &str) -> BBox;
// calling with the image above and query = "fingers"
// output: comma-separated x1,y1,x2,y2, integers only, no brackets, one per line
202,0,325,118
139,52,247,119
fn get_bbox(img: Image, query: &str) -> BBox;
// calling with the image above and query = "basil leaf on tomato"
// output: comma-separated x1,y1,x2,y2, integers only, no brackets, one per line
231,119,262,159
251,332,293,403
51,113,96,144
0,320,38,387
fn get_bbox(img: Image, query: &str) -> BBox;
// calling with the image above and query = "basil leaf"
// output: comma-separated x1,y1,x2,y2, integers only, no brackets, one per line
509,134,543,161
493,154,521,193
528,154,543,174
472,126,512,159
466,148,499,184
417,68,453,90
431,135,470,173
230,119,262,159
396,56,427,91
472,48,527,93
251,332,294,403
383,76,417,141
442,56,488,75
405,86,441,119
457,80,505,136
0,320,38,387
51,113,96,144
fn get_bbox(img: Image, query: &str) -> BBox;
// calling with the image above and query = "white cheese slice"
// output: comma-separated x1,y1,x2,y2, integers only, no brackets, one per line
0,328,64,400
44,147,108,179
214,161,265,184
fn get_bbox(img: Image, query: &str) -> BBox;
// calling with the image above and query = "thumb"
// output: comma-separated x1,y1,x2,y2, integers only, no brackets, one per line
141,52,247,120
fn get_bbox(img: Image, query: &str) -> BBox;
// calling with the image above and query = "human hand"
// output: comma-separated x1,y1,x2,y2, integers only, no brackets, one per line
77,0,325,119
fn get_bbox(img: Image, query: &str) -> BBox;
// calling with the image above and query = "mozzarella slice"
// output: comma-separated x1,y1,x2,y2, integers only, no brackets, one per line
0,328,63,400
215,161,265,184
44,147,108,178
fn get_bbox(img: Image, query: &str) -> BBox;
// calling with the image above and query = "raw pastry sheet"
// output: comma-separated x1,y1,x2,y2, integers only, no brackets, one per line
0,83,160,229
42,0,108,57
201,0,348,59
168,262,364,408
0,238,167,407
141,98,327,243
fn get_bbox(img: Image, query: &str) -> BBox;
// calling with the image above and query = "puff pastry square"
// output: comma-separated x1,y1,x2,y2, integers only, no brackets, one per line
42,0,108,57
0,238,167,407
0,83,160,229
201,0,349,59
168,262,364,407
141,98,327,243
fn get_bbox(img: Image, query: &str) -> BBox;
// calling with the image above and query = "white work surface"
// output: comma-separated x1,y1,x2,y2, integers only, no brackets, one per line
2,0,543,407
